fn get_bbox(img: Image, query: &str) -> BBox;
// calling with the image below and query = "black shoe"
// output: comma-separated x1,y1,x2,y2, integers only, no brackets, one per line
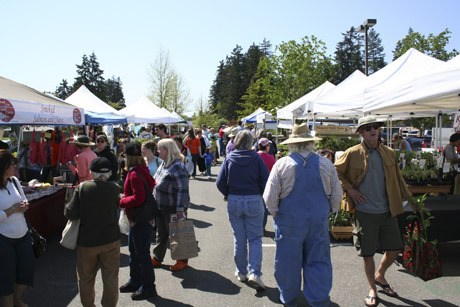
131,288,157,301
119,282,139,293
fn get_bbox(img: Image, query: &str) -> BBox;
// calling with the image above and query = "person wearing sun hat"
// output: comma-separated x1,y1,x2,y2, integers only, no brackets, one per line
263,123,342,307
225,127,239,156
67,134,97,183
334,115,412,307
64,157,121,307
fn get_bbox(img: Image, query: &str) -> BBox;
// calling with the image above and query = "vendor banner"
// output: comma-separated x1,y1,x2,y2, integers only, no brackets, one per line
0,98,85,125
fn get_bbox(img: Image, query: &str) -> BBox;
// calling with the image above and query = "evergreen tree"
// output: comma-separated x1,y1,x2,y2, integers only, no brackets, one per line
105,76,125,110
334,27,363,83
239,57,273,116
72,52,106,100
367,28,386,75
54,79,72,100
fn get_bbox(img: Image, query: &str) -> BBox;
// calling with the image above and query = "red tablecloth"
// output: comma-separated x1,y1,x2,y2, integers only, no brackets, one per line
26,188,67,237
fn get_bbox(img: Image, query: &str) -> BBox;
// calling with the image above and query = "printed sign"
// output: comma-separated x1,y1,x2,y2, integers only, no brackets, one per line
0,98,84,125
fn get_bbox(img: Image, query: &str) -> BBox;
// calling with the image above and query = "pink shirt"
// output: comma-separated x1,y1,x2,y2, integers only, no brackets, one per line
258,151,276,172
69,147,97,183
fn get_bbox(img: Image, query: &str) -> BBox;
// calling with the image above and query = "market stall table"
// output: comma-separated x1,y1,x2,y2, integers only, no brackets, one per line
25,187,67,237
398,195,460,243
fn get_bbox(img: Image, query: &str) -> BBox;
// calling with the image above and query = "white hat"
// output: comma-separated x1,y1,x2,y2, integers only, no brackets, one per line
228,127,240,138
280,123,321,145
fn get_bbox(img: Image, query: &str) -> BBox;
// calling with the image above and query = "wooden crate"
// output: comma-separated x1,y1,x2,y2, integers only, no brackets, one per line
331,226,354,240
408,185,451,194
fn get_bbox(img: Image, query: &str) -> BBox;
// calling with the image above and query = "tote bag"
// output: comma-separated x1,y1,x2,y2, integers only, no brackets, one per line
60,219,80,249
169,219,199,260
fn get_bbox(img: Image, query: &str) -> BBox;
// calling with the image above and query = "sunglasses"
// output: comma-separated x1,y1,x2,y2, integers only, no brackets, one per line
96,140,106,143
363,124,381,132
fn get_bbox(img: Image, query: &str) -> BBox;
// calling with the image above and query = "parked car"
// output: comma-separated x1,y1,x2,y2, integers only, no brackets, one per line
406,137,424,151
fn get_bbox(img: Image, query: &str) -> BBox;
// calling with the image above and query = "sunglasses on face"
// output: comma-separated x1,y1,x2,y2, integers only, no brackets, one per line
363,124,381,132
96,140,106,143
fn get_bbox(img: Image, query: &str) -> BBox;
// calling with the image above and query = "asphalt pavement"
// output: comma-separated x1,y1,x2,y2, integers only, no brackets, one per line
24,163,460,306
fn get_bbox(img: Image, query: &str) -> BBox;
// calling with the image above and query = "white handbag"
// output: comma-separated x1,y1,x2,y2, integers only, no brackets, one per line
118,209,130,235
60,219,80,249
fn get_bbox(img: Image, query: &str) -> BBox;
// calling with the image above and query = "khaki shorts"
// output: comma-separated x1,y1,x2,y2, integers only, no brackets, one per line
354,210,403,257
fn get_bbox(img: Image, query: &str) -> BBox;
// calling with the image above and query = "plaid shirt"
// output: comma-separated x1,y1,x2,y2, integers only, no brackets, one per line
153,158,190,211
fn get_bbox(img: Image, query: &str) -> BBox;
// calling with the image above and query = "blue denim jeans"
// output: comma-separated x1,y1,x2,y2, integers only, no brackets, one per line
128,222,155,292
227,194,264,277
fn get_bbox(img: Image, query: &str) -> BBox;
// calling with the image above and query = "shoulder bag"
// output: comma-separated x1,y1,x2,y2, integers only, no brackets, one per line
129,170,158,224
11,178,47,257
60,182,83,249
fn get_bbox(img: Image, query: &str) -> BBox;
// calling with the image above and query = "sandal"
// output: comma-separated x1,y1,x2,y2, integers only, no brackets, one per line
375,280,398,297
365,295,379,307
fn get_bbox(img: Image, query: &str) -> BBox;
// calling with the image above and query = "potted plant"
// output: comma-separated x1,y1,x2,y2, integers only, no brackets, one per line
328,209,354,240
402,194,442,281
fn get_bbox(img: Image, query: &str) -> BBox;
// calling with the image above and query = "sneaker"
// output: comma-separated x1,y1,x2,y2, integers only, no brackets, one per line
248,273,266,290
151,257,161,268
235,272,247,282
131,288,157,300
170,260,188,272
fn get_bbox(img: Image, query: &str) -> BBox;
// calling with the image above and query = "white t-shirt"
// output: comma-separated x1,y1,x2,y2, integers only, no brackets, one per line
0,177,28,238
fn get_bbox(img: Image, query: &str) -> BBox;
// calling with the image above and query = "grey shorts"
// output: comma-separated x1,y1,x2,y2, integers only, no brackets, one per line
355,210,403,257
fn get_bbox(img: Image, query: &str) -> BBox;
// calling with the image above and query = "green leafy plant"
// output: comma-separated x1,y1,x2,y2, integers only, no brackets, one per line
328,209,353,229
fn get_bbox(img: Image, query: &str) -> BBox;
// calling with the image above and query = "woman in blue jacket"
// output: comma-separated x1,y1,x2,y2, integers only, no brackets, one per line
216,130,269,290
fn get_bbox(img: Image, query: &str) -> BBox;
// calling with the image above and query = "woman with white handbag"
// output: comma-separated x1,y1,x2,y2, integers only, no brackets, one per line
64,157,120,307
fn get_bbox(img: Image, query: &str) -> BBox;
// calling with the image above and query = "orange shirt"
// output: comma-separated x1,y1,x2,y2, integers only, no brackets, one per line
186,138,201,155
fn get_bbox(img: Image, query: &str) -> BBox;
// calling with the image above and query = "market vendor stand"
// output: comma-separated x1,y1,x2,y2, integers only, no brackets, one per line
26,187,67,236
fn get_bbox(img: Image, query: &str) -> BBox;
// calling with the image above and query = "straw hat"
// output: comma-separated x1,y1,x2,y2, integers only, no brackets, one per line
356,115,384,132
280,123,321,145
228,127,240,138
70,134,95,146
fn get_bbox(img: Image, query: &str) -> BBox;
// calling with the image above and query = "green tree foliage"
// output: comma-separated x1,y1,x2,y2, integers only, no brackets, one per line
239,57,274,117
73,52,106,100
104,76,125,110
367,28,386,75
209,42,271,121
268,35,333,111
55,53,125,109
334,27,363,83
147,47,189,114
393,28,458,130
169,71,191,114
54,79,72,99
393,28,459,60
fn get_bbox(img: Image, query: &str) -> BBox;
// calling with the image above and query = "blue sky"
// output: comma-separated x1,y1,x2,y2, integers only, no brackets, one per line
1,1,459,114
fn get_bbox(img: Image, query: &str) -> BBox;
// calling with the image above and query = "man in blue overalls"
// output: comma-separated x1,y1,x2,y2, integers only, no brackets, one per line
263,123,343,307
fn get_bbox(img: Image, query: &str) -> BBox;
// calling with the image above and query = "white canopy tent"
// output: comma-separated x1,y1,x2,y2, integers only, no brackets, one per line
241,108,272,123
307,70,368,118
364,54,460,115
118,96,179,124
276,81,336,120
309,48,445,119
65,85,127,124
0,76,84,126
65,85,119,113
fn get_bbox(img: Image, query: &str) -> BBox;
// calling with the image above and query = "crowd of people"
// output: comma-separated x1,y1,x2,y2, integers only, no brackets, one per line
3,116,459,306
